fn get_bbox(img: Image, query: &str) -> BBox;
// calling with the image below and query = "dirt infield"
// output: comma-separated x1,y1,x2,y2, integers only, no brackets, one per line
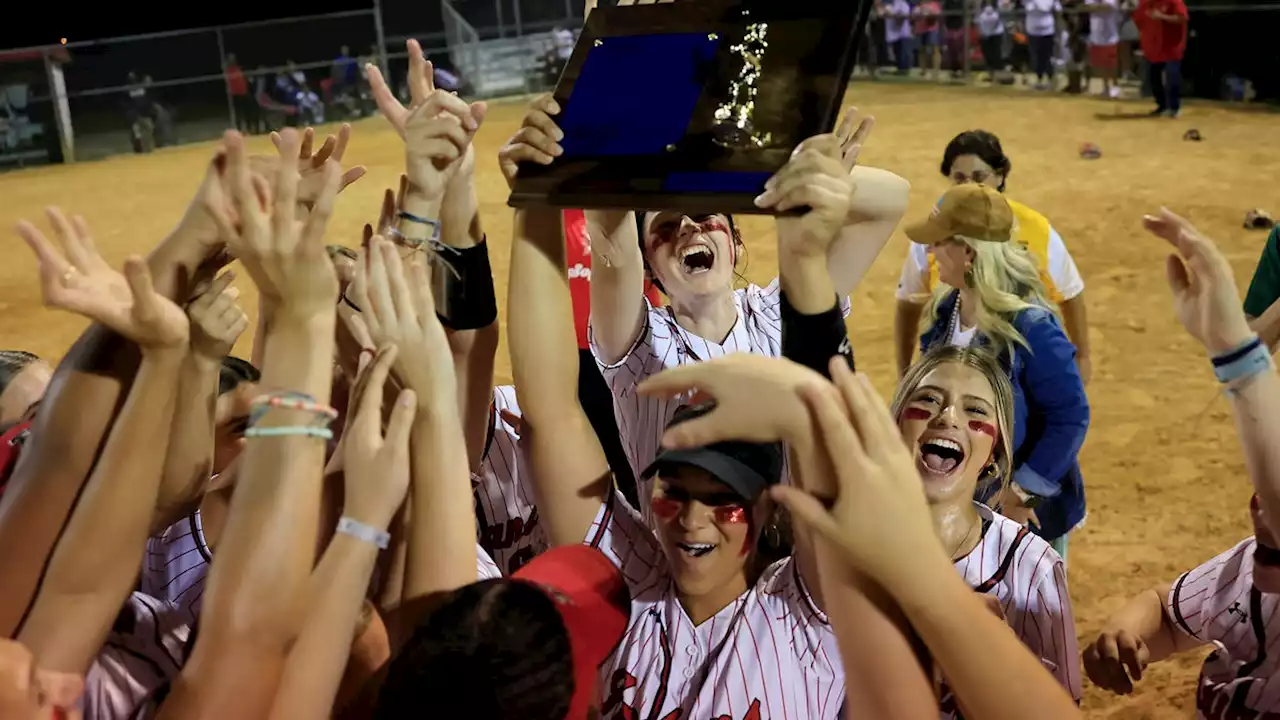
3,82,1278,718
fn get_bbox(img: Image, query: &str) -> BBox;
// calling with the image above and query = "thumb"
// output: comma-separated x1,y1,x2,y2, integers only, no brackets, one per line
769,486,844,546
383,389,418,449
1165,254,1191,294
124,257,159,315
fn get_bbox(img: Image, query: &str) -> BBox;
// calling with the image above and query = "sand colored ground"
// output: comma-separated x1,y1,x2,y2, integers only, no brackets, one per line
2,82,1279,718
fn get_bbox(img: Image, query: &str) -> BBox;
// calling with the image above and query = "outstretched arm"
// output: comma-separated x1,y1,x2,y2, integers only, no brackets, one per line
18,254,189,673
509,208,612,546
0,166,230,637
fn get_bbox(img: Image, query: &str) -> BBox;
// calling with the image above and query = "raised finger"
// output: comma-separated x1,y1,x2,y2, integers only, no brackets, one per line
310,133,337,166
407,39,429,107
379,237,419,327
192,271,237,312
225,131,260,224
301,161,342,253
848,114,875,150
70,215,101,260
422,91,478,128
366,236,399,327
332,123,353,162
44,208,86,267
15,221,67,272
123,256,161,319
299,127,316,160
367,64,408,134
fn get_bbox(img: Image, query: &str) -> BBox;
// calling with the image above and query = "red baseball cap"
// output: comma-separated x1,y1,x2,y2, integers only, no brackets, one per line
0,421,31,499
513,545,631,720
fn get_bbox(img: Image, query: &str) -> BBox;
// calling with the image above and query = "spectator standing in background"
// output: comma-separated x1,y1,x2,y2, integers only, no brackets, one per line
224,54,259,135
977,0,1007,81
914,0,943,80
885,0,915,75
1135,0,1188,117
940,0,966,79
331,46,359,95
1025,0,1062,89
1085,0,1122,97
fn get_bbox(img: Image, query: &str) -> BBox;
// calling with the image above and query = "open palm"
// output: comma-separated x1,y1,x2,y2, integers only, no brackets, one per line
1142,208,1253,355
17,208,187,347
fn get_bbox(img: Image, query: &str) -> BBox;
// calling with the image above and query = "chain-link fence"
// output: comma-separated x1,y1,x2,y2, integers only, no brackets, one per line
0,8,387,167
0,0,1272,171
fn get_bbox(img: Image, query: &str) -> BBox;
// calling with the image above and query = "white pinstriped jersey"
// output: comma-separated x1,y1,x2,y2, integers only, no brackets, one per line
473,385,547,576
940,504,1080,715
1166,537,1280,719
141,511,213,616
590,280,849,526
82,592,194,720
587,490,845,720
476,542,503,581
139,384,544,613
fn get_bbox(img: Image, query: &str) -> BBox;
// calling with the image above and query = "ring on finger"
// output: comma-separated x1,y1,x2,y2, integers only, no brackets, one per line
62,267,78,283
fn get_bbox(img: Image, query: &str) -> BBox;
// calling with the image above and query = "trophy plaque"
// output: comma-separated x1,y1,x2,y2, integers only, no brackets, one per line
507,0,874,215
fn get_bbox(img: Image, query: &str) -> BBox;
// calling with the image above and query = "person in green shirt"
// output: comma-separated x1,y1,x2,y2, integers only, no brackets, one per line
1243,227,1280,351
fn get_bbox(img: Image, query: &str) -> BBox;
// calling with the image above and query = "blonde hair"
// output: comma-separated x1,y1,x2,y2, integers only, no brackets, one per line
890,345,1016,504
925,232,1058,359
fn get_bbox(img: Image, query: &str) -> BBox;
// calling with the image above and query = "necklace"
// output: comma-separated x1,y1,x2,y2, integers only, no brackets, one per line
948,515,981,561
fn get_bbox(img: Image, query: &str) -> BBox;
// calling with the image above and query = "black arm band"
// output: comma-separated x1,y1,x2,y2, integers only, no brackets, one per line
780,291,854,378
433,238,498,331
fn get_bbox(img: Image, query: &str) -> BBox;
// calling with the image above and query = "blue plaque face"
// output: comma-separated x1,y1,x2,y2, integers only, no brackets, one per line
508,0,873,215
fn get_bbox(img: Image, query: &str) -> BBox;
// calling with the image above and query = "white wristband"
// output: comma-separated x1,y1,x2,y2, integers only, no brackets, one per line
336,517,390,549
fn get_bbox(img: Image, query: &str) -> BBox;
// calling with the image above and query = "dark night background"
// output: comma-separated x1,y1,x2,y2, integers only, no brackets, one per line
0,0,1275,162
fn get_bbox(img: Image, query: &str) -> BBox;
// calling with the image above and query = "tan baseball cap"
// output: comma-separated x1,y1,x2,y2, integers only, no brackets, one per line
904,184,1015,246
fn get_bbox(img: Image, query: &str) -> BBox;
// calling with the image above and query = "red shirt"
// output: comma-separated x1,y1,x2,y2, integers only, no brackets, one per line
1134,0,1188,63
563,209,662,350
225,64,248,96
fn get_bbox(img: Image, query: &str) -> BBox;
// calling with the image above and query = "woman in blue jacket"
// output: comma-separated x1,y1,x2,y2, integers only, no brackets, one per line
903,183,1089,560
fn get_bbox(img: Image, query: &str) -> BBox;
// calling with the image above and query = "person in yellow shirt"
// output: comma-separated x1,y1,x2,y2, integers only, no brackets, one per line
895,130,1092,383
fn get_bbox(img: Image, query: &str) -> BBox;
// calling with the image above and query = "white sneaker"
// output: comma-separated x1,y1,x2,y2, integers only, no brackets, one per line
1107,86,1121,99
1166,109,1181,118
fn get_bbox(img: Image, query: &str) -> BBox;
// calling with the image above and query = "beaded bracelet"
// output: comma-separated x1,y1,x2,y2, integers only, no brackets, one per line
243,425,335,440
249,391,339,428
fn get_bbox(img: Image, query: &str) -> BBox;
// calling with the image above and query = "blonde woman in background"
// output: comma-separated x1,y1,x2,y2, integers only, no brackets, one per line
906,184,1089,564
894,130,1090,384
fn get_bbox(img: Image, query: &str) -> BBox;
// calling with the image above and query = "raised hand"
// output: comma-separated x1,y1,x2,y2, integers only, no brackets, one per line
497,95,564,189
18,209,188,348
342,343,417,529
758,133,858,259
362,175,409,246
367,39,486,201
1143,208,1254,355
770,358,942,591
636,353,826,448
212,129,341,315
351,235,456,403
187,271,249,360
1082,628,1150,695
258,124,367,210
